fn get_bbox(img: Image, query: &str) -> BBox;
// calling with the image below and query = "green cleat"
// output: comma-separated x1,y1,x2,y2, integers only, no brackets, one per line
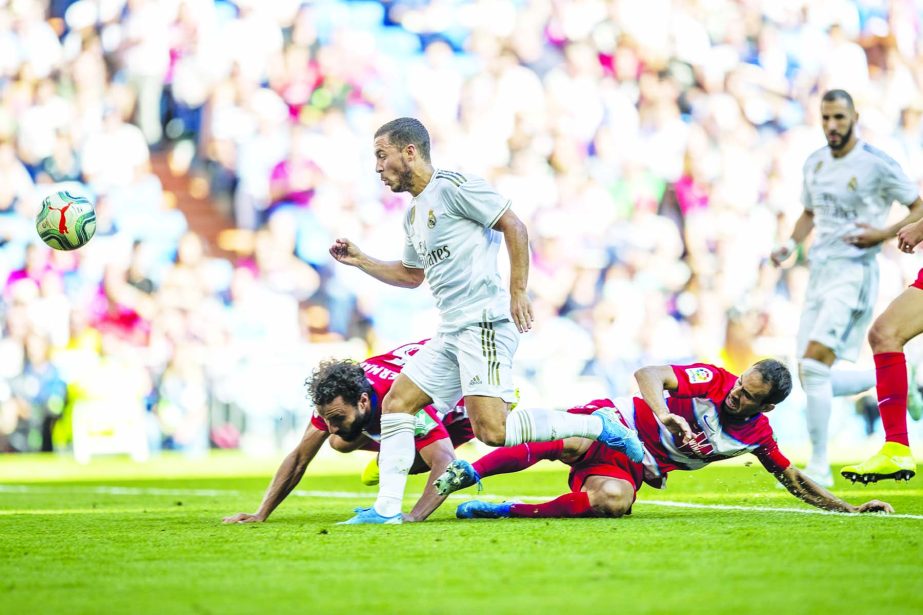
840,442,916,484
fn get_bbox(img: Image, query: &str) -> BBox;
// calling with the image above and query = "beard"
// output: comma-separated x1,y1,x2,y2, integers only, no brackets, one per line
827,121,854,151
394,160,414,192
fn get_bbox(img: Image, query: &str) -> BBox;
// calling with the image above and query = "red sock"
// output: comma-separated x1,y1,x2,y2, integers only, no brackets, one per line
472,440,565,478
874,352,909,446
510,492,594,518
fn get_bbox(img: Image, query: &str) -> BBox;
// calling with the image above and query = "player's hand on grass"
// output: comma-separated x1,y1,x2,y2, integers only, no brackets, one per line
659,414,694,446
897,220,923,253
855,500,894,514
222,512,265,524
510,289,533,333
845,223,888,248
329,238,363,266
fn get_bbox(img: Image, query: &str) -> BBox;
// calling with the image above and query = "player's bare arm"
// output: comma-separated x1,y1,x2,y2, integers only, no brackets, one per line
634,365,694,444
847,197,923,248
222,424,329,523
403,438,457,522
329,238,424,288
771,209,814,266
774,465,893,513
328,433,373,453
493,209,533,333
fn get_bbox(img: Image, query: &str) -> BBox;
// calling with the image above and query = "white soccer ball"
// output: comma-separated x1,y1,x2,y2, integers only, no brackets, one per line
35,190,97,251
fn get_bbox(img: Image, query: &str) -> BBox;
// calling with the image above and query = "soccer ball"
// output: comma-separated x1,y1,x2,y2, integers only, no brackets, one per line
35,190,97,251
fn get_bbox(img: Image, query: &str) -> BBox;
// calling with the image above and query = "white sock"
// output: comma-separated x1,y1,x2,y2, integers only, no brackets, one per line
504,409,603,446
800,358,832,470
373,413,416,517
830,368,875,396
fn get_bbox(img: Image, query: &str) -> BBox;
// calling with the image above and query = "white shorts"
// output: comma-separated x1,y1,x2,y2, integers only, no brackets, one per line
796,258,878,362
402,319,519,414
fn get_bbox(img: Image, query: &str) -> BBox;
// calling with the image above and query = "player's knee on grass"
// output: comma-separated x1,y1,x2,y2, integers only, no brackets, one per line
586,478,634,518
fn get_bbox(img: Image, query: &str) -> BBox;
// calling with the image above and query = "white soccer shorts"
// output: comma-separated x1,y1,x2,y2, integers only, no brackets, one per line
402,319,519,413
796,258,878,362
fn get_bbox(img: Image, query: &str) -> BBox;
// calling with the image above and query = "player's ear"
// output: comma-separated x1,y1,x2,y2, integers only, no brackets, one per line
760,403,776,413
359,392,370,410
404,142,416,161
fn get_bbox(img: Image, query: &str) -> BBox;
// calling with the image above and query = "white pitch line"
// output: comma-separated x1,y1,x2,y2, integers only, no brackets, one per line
2,484,922,520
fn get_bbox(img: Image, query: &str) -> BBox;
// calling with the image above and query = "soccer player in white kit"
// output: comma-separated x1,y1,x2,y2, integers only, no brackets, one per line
771,90,923,486
329,118,643,524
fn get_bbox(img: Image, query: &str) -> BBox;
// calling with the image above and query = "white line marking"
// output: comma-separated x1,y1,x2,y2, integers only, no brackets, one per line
2,484,922,520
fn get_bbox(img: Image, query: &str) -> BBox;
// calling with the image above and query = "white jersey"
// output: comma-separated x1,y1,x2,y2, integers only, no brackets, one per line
801,141,918,261
402,169,512,332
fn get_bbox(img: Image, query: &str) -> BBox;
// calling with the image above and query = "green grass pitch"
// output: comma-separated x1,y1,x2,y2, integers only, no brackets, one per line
2,451,922,614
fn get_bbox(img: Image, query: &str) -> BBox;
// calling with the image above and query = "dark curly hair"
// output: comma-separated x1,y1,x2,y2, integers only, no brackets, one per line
306,360,372,407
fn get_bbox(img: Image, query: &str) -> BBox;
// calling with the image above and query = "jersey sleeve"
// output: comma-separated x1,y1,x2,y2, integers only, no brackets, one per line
445,175,511,229
752,429,791,474
877,154,919,206
402,210,423,269
671,363,733,400
310,412,329,432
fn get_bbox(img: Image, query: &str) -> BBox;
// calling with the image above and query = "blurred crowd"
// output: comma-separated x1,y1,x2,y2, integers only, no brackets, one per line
2,0,923,457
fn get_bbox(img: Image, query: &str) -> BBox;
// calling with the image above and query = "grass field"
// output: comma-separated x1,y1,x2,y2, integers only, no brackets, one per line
2,451,922,614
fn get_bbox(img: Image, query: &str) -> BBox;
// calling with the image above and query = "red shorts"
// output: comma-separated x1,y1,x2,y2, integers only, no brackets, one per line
912,268,923,291
567,441,645,499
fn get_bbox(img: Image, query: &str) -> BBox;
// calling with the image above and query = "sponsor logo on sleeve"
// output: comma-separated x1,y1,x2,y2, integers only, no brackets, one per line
685,367,714,384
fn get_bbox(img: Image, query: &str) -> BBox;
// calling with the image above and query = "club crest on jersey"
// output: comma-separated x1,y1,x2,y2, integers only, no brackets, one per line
685,367,713,384
847,176,858,191
427,209,436,229
814,160,823,173
409,206,416,224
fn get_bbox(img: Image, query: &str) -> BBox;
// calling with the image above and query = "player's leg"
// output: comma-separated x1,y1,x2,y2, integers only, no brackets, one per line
456,321,643,458
798,261,875,486
456,475,634,519
842,285,923,482
799,340,837,486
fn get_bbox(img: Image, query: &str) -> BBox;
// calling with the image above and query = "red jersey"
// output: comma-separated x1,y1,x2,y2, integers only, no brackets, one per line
310,340,457,452
568,363,790,487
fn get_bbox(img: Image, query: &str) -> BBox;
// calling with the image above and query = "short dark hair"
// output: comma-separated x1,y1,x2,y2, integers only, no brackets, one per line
821,89,855,110
751,359,793,405
375,117,431,162
306,360,371,407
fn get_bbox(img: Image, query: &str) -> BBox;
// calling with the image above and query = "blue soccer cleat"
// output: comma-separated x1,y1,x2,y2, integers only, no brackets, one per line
456,500,512,519
336,506,403,525
592,407,645,463
433,459,482,496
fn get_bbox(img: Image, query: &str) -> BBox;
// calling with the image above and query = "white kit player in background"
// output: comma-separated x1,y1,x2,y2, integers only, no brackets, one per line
330,117,644,524
772,89,923,486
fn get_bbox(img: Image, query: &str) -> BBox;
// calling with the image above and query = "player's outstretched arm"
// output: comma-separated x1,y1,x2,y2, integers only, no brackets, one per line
634,366,694,445
222,424,329,524
771,210,814,266
774,465,893,514
329,238,424,288
493,209,533,333
404,438,456,522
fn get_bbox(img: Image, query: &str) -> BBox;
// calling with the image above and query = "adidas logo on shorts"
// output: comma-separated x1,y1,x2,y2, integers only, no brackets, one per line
469,375,482,386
